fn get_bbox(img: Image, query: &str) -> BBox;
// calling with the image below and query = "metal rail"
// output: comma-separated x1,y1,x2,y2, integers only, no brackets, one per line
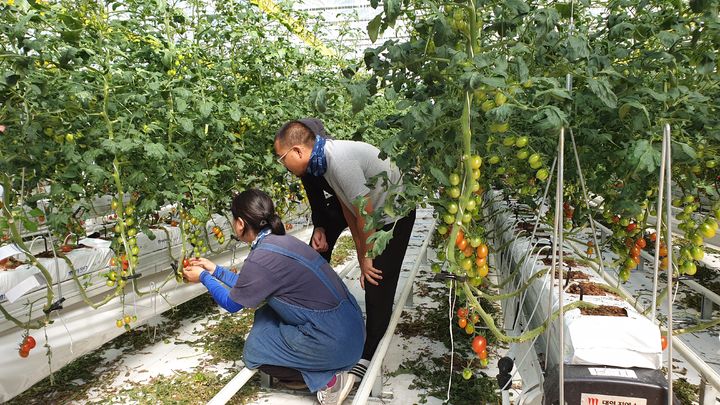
351,220,435,404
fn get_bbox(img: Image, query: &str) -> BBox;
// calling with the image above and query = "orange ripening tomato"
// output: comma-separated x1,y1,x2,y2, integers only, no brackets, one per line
661,335,668,350
463,246,474,257
658,245,668,257
649,233,657,242
457,238,468,251
635,238,647,249
455,230,465,247
476,243,488,259
475,256,487,268
458,318,467,328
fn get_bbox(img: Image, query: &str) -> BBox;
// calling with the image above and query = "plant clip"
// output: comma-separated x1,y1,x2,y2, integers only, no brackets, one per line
170,261,178,272
121,273,142,281
230,234,242,242
43,297,66,314
433,271,467,282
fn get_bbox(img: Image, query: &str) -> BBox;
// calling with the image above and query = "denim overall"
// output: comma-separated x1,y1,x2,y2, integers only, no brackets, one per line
242,236,365,392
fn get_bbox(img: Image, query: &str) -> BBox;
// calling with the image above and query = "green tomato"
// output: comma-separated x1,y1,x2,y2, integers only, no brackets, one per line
449,187,461,199
470,237,482,248
448,202,459,214
438,225,449,235
431,263,442,273
449,173,461,186
462,213,472,224
699,222,716,238
515,136,528,148
494,92,507,106
465,199,476,211
530,160,542,169
462,368,472,380
502,136,516,147
481,100,495,112
535,168,549,181
690,246,704,260
443,214,455,225
469,155,482,170
516,149,529,160
488,155,500,165
528,153,541,165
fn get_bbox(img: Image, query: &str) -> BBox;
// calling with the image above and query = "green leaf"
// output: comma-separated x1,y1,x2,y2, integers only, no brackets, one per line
176,98,187,113
178,117,194,133
144,143,168,159
367,229,393,257
678,142,697,160
587,77,617,109
346,82,370,113
532,106,567,130
566,36,590,60
22,217,38,232
480,77,506,89
368,14,382,43
430,166,450,186
311,88,327,113
618,100,650,124
199,100,213,118
631,139,661,173
384,0,402,26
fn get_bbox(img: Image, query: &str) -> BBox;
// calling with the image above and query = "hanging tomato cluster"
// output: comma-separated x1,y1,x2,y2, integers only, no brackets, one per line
17,334,36,358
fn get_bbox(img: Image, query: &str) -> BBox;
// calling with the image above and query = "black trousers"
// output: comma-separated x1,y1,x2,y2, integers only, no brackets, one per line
362,210,416,360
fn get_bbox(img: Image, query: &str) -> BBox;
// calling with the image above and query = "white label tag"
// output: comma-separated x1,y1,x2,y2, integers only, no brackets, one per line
581,393,647,405
6,274,46,303
0,243,23,260
588,368,638,378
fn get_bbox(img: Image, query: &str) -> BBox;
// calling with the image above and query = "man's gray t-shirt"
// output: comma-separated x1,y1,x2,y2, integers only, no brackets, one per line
323,139,401,225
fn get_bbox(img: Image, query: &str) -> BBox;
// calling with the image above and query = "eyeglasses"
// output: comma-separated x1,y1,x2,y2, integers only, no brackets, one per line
276,146,297,164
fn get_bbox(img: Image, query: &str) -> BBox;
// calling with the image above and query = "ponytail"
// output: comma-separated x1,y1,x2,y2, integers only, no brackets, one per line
268,213,286,236
231,189,286,236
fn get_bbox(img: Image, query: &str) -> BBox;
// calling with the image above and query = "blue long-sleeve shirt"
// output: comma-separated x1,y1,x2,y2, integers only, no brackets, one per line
199,265,244,313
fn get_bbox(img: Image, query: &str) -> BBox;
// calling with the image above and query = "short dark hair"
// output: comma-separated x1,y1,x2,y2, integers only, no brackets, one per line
231,189,285,236
275,121,315,148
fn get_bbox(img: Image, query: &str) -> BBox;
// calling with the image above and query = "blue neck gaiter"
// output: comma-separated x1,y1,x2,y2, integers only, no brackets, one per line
306,135,327,176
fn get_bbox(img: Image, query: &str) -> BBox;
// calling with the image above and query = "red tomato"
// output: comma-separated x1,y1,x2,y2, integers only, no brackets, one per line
182,258,191,268
18,348,29,358
661,335,668,351
630,246,641,258
457,307,468,319
24,336,36,349
626,223,637,232
477,349,488,360
635,238,647,249
471,335,487,354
